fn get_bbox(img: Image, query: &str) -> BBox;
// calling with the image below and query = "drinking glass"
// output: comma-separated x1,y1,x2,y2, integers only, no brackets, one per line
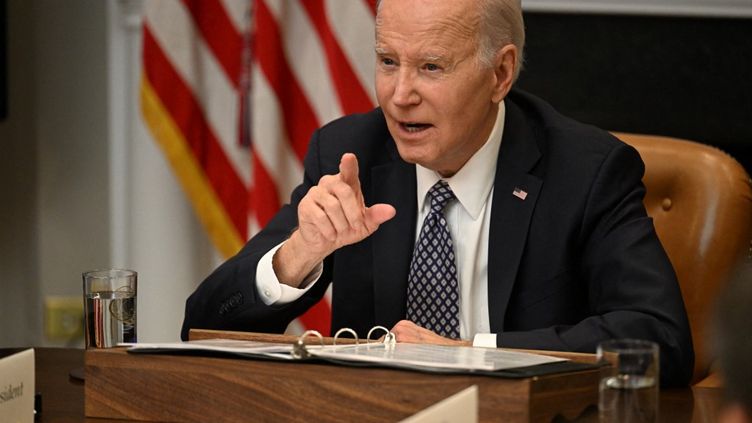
82,269,137,348
597,339,659,422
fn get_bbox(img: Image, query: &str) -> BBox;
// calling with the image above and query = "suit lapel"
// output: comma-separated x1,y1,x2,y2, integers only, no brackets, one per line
488,101,543,333
371,142,417,327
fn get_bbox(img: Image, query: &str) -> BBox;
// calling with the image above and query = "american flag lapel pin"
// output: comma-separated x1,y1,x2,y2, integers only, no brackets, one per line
513,187,528,200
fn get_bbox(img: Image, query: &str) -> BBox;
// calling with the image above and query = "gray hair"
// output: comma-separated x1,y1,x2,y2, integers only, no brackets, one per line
375,0,526,81
478,0,525,81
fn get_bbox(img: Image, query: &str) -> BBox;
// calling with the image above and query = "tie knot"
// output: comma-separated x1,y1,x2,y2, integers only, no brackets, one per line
428,180,455,212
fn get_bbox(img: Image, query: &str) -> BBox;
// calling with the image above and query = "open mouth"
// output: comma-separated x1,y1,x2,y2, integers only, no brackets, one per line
400,122,432,133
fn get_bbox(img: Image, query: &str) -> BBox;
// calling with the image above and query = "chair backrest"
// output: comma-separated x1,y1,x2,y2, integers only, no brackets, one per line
614,132,752,383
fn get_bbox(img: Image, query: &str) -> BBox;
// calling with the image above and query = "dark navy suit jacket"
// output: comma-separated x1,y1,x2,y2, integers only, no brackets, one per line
181,89,694,386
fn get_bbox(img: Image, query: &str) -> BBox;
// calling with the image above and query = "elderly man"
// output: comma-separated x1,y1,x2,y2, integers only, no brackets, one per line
182,0,693,386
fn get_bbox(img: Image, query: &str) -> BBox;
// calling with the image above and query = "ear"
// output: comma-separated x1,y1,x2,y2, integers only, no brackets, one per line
490,44,517,103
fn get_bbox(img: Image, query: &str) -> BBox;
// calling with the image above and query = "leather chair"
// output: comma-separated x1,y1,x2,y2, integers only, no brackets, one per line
614,132,752,384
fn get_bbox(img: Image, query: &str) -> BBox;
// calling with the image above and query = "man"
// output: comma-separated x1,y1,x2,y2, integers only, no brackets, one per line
181,0,693,386
715,263,752,423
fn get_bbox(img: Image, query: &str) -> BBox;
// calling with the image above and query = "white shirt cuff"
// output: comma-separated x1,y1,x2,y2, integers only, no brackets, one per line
472,333,497,348
255,242,324,306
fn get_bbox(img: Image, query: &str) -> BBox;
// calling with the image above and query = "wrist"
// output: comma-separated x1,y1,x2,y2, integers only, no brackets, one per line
273,230,327,287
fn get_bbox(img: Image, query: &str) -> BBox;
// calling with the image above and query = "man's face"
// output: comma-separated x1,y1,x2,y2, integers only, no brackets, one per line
375,0,501,177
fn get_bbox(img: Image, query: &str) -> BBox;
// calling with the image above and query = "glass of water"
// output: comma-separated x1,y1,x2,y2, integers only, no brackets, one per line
597,339,659,423
82,269,137,348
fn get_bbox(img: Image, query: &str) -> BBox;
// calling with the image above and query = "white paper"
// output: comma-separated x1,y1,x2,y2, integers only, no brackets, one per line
400,385,478,423
129,338,293,354
0,349,35,423
308,343,566,372
128,339,566,373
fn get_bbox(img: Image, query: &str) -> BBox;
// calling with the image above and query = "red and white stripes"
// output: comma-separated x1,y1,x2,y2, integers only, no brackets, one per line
142,0,377,335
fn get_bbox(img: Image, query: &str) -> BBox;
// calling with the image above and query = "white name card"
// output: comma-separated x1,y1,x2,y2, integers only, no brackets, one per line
0,349,35,423
400,385,478,423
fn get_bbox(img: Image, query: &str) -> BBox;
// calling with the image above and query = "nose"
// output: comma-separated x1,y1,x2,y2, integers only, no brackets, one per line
392,68,420,107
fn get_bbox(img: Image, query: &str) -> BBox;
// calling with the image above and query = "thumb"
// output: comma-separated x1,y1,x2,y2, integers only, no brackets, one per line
364,203,396,232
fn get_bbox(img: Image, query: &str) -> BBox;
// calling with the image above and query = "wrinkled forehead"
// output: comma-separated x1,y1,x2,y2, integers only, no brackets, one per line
375,0,480,47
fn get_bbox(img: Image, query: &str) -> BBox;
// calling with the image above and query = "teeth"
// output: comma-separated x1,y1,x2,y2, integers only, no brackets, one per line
403,123,426,133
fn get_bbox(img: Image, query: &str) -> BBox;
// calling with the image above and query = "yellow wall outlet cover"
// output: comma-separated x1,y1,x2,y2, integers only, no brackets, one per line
44,296,84,340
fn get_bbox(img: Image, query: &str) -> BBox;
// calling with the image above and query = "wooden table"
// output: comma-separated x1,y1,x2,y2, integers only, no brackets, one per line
0,348,724,422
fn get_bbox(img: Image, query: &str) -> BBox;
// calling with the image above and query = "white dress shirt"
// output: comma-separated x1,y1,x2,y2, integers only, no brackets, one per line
255,102,506,347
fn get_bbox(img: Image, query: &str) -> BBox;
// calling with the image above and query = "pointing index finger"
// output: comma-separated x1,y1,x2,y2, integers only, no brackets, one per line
338,153,361,193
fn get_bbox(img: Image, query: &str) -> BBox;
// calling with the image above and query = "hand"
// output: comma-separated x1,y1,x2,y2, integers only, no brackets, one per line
296,153,396,256
274,153,396,286
390,320,472,346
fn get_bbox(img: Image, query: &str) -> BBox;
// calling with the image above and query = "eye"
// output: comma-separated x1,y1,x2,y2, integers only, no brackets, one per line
380,57,396,67
424,63,441,72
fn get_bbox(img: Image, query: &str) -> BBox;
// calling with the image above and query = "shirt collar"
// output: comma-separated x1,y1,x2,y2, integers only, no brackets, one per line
416,101,506,218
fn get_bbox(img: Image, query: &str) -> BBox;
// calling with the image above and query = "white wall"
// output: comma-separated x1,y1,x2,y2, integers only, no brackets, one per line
0,0,40,347
34,0,111,313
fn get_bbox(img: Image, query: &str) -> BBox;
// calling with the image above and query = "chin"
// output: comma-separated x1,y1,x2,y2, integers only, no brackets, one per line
393,143,432,166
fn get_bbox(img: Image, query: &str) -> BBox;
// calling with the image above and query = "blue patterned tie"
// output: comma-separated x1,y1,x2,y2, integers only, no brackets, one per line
406,180,460,338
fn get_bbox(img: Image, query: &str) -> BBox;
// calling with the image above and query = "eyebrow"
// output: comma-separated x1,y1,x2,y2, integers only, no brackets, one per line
374,47,448,63
424,54,446,63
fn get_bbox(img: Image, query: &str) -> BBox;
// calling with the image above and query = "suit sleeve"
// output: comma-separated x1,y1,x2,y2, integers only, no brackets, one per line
180,130,333,340
497,143,694,387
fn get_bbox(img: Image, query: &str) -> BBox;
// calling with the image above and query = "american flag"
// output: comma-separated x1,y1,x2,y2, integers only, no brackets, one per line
140,0,377,335
513,187,528,200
